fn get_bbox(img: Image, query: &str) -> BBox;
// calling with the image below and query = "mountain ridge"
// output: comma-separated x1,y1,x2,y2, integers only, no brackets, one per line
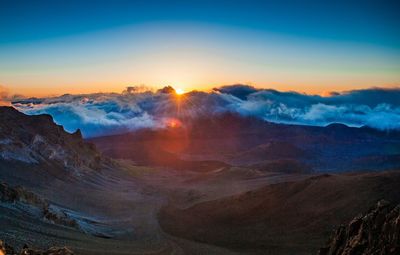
89,112,400,172
0,106,104,177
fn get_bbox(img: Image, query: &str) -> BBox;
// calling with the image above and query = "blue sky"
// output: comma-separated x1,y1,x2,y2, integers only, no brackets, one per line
1,0,399,95
1,0,399,47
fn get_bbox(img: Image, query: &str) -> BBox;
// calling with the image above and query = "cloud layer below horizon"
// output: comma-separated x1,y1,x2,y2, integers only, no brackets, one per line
11,85,400,137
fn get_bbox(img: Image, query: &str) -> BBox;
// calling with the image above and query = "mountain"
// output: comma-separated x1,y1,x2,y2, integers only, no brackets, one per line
0,106,235,254
89,127,228,172
90,113,400,172
0,107,127,245
159,171,400,254
1,106,400,255
0,107,104,178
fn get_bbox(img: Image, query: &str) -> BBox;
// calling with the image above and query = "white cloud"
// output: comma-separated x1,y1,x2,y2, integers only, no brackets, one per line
12,85,400,137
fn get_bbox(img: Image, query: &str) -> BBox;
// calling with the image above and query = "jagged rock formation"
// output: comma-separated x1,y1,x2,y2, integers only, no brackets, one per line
0,106,102,175
42,206,78,228
318,200,400,255
0,181,78,229
0,240,73,255
0,181,48,209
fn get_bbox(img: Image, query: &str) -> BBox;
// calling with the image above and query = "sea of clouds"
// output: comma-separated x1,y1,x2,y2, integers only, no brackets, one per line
8,85,400,137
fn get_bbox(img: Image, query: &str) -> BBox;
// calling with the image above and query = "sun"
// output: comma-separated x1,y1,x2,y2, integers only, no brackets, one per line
175,88,185,95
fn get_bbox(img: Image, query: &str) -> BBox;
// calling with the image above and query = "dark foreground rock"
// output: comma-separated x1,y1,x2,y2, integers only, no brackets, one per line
318,200,400,255
20,246,74,255
0,241,73,255
0,240,15,255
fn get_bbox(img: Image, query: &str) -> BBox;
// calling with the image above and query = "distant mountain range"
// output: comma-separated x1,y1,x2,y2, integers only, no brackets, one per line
90,112,400,173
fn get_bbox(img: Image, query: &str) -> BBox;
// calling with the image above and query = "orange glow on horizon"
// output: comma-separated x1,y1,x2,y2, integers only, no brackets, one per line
3,81,400,98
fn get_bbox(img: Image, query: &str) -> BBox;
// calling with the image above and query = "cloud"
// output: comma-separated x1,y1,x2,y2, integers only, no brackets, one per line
213,84,259,100
325,88,400,107
0,85,24,106
11,85,400,137
157,85,176,94
231,87,400,129
123,85,151,94
0,90,7,106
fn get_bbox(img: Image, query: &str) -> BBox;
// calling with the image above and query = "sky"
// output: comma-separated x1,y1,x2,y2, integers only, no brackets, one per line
1,0,400,96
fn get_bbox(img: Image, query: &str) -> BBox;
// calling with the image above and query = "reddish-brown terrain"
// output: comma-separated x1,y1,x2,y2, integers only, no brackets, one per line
159,171,400,254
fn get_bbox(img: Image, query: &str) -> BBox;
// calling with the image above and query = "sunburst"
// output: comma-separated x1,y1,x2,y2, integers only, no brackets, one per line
175,88,185,95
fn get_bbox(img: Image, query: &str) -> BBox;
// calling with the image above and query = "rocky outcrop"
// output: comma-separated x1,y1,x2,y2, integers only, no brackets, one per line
0,241,73,255
43,206,78,228
0,182,48,210
318,200,400,255
0,106,103,175
20,245,74,255
0,181,78,229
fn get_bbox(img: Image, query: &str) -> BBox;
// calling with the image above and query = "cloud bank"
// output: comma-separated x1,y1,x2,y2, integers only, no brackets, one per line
0,86,24,106
12,85,400,137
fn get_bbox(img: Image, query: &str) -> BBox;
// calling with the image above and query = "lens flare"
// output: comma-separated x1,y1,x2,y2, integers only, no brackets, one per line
175,88,185,95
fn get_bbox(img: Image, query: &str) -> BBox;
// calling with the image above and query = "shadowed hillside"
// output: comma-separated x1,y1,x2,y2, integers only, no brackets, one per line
159,171,400,254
